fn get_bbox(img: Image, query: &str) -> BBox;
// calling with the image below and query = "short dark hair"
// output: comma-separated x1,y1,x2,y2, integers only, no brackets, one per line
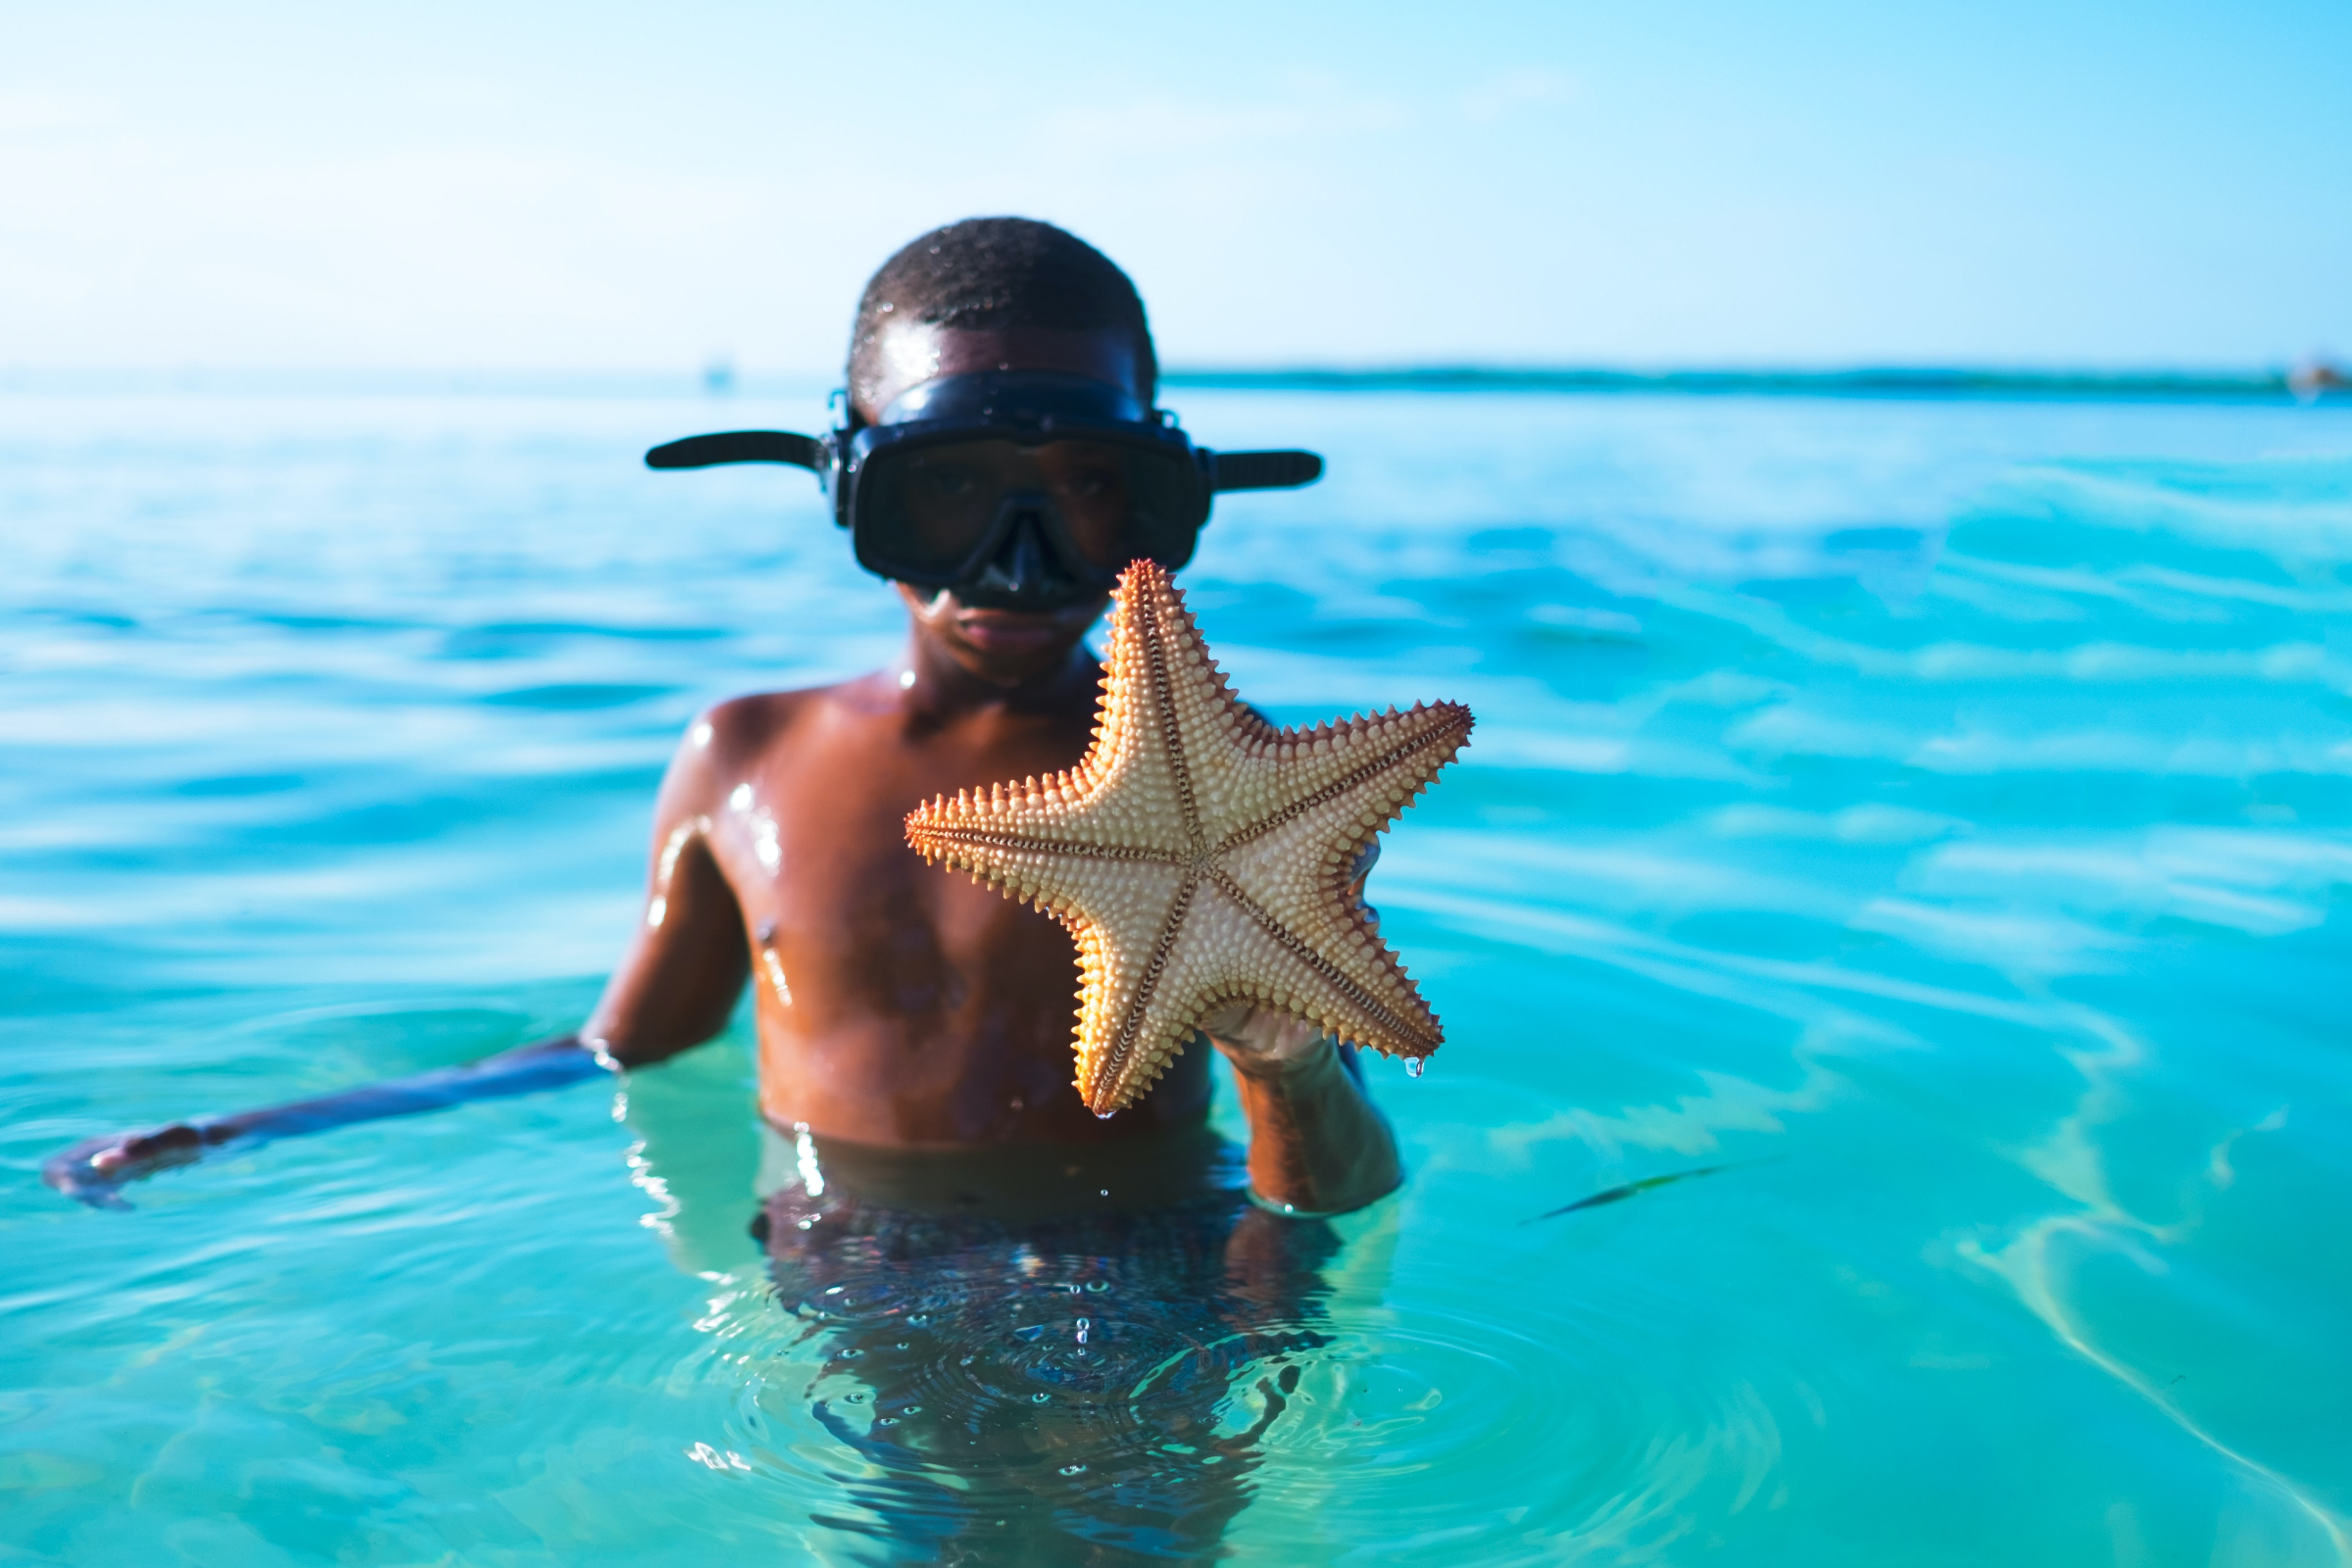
847,218,1156,413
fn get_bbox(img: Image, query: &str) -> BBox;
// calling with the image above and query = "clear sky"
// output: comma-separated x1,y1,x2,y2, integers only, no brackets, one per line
4,0,2346,374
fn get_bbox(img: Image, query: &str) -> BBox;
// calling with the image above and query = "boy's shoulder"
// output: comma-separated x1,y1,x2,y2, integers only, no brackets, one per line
647,676,889,828
694,675,869,757
688,669,922,770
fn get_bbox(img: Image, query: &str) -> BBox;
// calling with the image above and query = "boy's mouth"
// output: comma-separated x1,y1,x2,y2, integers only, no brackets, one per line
953,605,1084,656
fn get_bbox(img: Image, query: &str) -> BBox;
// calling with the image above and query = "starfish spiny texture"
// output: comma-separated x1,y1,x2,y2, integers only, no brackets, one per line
905,561,1474,1114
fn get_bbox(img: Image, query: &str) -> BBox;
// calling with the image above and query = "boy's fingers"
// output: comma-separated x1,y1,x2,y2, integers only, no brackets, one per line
1346,839,1381,926
1204,1006,1327,1070
42,1124,209,1209
40,1142,130,1209
1200,1000,1252,1037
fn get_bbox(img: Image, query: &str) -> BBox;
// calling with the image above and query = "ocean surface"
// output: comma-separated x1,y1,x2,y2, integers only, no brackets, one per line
2,382,2347,1565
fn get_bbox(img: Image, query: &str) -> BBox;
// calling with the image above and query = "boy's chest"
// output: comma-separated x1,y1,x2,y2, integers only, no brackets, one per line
710,702,1094,1003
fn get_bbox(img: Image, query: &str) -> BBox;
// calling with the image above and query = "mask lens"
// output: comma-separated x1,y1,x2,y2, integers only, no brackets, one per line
1030,441,1135,568
863,436,1201,581
894,444,1024,574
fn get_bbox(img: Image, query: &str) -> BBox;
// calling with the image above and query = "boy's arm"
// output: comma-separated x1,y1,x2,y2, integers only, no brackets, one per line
1207,1022,1401,1215
45,714,753,1208
42,1036,609,1207
1200,845,1403,1215
577,708,753,1068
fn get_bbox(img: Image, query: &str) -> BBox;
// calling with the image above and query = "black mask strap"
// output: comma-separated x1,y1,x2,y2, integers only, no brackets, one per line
645,431,827,471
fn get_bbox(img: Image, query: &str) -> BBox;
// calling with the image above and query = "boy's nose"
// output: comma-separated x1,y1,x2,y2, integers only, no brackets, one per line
970,509,1078,604
998,513,1056,591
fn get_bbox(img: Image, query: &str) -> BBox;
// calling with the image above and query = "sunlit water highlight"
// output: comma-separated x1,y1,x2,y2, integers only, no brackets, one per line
2,386,2347,1564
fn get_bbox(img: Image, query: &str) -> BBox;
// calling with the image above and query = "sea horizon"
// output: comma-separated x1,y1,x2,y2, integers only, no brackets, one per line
3,361,2344,405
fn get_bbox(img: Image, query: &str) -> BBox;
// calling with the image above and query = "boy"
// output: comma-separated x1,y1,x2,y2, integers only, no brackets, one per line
50,218,1399,1218
51,217,1406,1561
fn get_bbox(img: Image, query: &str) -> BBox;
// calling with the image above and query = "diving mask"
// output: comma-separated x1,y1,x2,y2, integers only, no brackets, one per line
646,372,1322,609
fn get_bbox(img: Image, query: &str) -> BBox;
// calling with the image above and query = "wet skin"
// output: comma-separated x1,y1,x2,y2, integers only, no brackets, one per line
47,321,1401,1217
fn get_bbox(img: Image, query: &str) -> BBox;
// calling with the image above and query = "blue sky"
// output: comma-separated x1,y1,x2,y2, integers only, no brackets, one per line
4,0,2346,373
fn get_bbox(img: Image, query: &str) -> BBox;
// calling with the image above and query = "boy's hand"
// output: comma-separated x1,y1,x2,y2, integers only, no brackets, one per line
43,1122,220,1209
42,1036,603,1212
1200,1002,1332,1077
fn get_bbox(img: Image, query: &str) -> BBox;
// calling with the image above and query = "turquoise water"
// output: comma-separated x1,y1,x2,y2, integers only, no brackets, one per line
3,385,2348,1564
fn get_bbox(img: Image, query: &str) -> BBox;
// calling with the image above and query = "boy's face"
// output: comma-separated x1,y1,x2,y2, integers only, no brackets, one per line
860,320,1146,689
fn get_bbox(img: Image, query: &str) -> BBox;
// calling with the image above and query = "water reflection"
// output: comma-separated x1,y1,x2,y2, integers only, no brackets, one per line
616,1054,1353,1564
749,1126,1341,1564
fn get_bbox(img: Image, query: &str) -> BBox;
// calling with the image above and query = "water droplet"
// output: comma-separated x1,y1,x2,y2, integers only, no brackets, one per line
1405,1057,1425,1078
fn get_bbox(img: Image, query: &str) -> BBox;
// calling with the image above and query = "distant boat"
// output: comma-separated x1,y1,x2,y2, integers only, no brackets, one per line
2288,356,2347,404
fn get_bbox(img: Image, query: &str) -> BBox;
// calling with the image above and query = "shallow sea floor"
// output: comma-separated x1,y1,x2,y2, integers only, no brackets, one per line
2,385,2348,1564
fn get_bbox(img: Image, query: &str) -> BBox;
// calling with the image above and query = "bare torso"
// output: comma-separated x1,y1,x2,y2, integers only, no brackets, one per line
48,319,1396,1216
585,645,1213,1147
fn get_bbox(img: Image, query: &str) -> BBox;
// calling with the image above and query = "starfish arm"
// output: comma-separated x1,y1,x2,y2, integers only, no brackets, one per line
1216,705,1469,922
1212,701,1474,859
1054,861,1196,1108
1085,872,1444,1113
906,808,1188,932
1077,872,1329,1112
1199,869,1445,1060
1113,564,1315,851
904,749,1195,868
1067,869,1214,1111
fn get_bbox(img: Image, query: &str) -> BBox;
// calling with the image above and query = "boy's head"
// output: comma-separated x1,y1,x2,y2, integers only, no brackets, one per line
850,219,1156,688
649,219,1320,691
847,218,1155,422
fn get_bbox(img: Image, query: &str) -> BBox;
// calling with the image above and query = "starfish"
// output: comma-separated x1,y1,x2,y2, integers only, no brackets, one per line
905,561,1474,1114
